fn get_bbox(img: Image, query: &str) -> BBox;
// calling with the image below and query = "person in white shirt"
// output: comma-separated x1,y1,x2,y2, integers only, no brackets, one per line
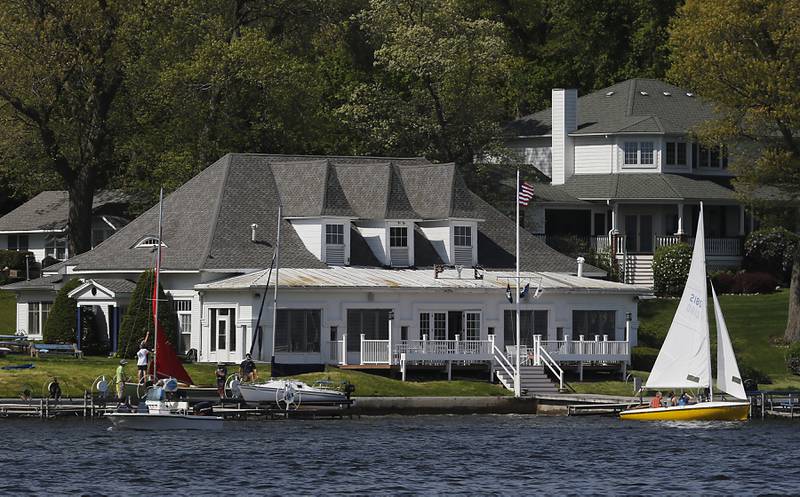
136,341,150,382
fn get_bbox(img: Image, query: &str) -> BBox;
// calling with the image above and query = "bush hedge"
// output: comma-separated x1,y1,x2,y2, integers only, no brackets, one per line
652,243,692,297
117,270,180,358
631,346,659,371
42,278,83,343
744,227,799,283
0,249,35,284
711,271,778,294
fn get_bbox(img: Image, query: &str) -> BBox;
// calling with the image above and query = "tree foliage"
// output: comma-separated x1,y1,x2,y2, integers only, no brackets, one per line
669,0,800,341
43,278,83,344
117,270,179,358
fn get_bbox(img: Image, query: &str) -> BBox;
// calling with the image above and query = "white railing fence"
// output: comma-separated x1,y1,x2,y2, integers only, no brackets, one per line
360,334,390,364
539,335,630,357
395,336,492,357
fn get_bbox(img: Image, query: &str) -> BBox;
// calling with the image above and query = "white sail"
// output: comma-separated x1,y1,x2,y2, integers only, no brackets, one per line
711,283,747,400
646,204,711,390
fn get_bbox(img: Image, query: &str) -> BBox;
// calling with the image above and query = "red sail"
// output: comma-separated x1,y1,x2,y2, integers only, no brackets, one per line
154,320,193,385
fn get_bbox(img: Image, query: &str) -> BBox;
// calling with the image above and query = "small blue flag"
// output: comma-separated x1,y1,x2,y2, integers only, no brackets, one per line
520,283,530,299
506,283,513,303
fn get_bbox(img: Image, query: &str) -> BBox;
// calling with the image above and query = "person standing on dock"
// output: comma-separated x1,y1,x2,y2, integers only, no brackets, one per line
116,360,128,400
240,353,257,382
215,363,228,400
136,341,150,382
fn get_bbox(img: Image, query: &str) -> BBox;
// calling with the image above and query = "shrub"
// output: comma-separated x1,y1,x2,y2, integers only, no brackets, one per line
41,256,60,269
710,271,736,294
738,363,771,388
117,270,180,358
42,278,83,343
735,271,778,294
652,243,692,297
0,249,35,284
744,227,799,283
80,307,110,356
632,346,659,371
786,341,800,376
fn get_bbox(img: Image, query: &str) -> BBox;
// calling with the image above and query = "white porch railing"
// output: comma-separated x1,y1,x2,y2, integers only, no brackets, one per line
652,235,743,257
360,335,390,364
328,336,347,365
591,235,625,254
539,335,630,361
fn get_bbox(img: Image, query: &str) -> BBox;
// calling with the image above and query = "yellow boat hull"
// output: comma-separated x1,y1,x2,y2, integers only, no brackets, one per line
619,401,749,421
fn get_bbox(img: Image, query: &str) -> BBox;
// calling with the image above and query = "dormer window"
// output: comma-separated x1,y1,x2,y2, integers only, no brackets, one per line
325,224,346,266
134,236,166,249
453,226,473,265
389,226,409,267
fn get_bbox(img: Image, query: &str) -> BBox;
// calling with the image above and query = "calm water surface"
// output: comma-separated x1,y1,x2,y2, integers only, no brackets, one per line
0,415,797,496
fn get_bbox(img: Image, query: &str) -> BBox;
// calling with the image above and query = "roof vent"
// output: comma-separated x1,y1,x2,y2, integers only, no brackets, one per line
686,92,695,97
663,91,672,96
134,236,166,249
639,91,649,96
605,91,615,97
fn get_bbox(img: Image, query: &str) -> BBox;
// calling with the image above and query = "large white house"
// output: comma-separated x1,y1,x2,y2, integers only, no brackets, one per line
505,79,753,286
5,154,649,391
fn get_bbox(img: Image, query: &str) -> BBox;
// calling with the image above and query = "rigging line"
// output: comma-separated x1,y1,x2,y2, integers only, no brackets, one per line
249,252,277,357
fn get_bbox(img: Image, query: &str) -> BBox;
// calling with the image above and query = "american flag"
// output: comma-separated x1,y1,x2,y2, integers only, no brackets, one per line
518,180,535,206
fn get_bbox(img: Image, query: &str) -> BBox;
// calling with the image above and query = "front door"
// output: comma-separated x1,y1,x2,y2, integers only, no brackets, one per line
210,308,237,362
624,214,653,253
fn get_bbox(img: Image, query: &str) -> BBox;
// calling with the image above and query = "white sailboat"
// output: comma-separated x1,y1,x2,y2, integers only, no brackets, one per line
620,203,749,421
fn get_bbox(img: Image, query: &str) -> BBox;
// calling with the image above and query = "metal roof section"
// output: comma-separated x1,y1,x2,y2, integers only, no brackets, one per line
196,266,649,295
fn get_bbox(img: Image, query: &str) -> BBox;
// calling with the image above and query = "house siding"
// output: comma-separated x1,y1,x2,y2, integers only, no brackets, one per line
574,136,614,175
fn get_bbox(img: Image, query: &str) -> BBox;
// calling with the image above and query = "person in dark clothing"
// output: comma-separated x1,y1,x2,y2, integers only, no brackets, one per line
215,363,228,399
240,353,257,382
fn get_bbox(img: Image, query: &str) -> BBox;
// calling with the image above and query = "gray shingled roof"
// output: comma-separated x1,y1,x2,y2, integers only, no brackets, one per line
507,79,717,137
0,190,130,233
540,174,737,202
2,274,64,290
65,153,594,273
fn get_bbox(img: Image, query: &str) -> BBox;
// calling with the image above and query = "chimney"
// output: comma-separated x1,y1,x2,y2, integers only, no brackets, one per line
551,88,577,185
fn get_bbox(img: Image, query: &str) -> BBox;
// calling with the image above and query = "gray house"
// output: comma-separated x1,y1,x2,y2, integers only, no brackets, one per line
506,79,752,286
6,154,648,390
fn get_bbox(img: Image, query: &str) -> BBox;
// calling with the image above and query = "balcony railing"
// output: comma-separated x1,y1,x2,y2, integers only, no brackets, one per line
535,233,742,257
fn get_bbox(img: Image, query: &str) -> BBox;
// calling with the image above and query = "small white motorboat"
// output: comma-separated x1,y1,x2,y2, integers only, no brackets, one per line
107,381,223,431
238,379,349,408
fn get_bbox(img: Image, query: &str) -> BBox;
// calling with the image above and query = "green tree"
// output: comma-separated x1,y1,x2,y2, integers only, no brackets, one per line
669,0,800,341
43,279,83,343
117,270,179,358
338,0,519,165
0,1,130,255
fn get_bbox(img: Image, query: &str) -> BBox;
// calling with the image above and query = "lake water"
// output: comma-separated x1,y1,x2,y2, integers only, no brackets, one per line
0,415,796,496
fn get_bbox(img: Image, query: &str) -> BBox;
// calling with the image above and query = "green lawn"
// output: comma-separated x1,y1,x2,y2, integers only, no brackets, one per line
571,289,799,395
0,290,16,331
0,355,508,398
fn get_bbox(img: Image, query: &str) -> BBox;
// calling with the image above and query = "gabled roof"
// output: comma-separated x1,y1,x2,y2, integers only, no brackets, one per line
65,153,596,273
538,174,737,202
506,79,717,137
0,190,130,233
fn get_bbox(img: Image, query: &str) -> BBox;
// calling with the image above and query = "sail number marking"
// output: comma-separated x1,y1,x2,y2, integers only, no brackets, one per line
689,294,704,307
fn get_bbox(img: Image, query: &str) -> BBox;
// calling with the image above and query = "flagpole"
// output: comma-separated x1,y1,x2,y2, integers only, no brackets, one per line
515,168,521,398
153,187,163,380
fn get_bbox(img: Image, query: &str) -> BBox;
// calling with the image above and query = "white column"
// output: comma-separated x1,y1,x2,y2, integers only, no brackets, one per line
676,202,685,235
739,205,746,236
611,203,620,233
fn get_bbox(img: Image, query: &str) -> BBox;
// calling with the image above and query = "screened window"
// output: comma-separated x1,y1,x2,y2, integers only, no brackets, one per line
172,300,192,353
209,308,236,352
347,309,390,351
677,142,687,165
28,302,51,335
666,142,687,166
433,313,447,340
453,226,472,247
419,313,430,337
572,310,616,339
504,310,548,346
325,224,344,245
623,142,638,164
640,142,654,164
275,309,321,353
45,236,67,260
666,142,676,165
8,234,29,252
389,227,408,248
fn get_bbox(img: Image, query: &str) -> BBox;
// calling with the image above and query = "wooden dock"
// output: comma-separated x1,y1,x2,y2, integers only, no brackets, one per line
567,402,637,416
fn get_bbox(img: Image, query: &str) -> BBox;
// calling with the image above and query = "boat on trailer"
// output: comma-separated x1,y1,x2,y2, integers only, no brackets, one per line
107,381,223,431
620,204,749,422
238,379,349,407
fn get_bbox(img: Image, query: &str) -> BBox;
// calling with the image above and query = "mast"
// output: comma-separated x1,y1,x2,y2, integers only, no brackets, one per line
515,168,521,398
269,203,282,375
701,203,713,402
153,187,164,379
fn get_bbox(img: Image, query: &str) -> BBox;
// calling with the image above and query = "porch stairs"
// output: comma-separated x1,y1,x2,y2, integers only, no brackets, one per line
495,365,560,395
623,254,654,287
